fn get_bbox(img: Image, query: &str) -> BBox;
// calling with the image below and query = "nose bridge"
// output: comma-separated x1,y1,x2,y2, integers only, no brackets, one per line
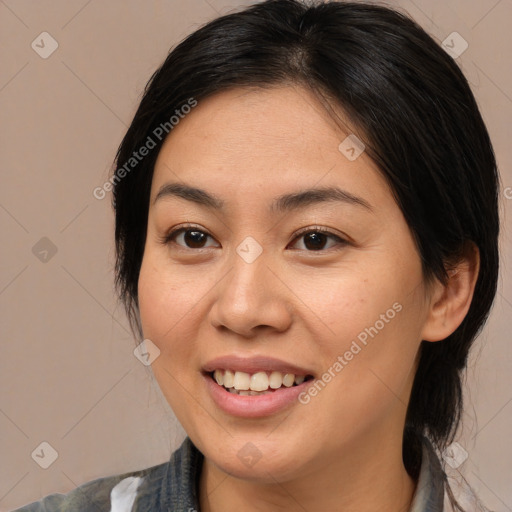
224,237,271,311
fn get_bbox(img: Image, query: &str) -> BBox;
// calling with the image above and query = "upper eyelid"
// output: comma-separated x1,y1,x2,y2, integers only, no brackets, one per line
164,224,217,243
293,225,345,239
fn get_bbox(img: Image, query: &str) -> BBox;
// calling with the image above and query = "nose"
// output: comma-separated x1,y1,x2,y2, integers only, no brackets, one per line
209,247,293,338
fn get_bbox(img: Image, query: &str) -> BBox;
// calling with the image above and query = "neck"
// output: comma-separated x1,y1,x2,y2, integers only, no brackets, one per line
199,433,418,512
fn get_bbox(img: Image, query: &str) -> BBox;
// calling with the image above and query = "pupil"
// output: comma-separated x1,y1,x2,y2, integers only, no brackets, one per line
185,230,206,248
305,233,326,250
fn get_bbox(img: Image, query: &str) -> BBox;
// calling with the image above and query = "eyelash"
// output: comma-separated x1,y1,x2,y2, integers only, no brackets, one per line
160,223,348,252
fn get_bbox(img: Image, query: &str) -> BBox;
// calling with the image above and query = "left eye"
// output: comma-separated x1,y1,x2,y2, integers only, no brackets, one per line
288,229,346,251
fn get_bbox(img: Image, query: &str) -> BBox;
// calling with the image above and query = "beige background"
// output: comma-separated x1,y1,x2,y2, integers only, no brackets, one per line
0,0,510,510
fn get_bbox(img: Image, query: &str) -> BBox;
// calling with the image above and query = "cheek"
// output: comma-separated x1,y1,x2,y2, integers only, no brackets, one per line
294,265,405,347
324,294,423,410
299,307,423,454
300,262,425,403
137,256,206,399
137,254,206,423
137,252,204,343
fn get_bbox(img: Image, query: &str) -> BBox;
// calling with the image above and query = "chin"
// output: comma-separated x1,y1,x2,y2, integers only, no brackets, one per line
200,435,307,483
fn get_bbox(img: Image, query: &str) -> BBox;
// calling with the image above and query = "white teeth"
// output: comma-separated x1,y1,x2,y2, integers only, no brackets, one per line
213,369,223,386
223,369,234,388
212,369,309,392
250,372,269,391
282,373,295,387
269,371,283,389
233,371,250,390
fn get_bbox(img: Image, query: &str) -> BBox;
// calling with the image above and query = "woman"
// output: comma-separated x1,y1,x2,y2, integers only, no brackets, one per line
16,0,500,510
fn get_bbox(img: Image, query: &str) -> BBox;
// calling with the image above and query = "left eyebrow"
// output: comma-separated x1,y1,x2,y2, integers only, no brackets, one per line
153,182,373,213
270,186,373,213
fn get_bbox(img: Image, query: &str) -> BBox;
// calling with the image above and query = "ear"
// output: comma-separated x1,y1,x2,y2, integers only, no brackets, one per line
421,242,480,342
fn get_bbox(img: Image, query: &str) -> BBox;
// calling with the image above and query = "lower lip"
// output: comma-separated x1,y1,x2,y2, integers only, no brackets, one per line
203,373,312,418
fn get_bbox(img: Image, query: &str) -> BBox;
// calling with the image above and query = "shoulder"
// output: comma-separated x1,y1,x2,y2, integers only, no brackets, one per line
12,437,203,512
12,461,167,511
415,436,493,512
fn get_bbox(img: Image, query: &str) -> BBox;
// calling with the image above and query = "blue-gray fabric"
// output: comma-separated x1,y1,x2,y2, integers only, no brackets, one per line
13,435,446,511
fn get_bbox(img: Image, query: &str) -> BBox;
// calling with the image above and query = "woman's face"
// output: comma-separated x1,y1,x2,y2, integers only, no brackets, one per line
138,85,433,482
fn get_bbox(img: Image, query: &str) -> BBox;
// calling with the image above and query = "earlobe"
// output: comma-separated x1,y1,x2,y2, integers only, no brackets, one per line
421,242,480,342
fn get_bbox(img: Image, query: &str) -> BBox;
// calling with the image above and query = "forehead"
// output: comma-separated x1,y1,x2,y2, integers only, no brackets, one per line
156,85,351,164
151,85,392,210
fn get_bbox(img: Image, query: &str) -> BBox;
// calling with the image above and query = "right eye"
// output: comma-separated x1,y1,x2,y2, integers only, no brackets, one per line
163,225,220,250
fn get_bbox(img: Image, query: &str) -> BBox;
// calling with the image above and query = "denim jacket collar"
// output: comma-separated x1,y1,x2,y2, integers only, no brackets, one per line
409,436,446,511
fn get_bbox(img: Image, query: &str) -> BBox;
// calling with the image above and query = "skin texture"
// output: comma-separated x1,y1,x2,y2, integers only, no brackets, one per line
137,85,479,512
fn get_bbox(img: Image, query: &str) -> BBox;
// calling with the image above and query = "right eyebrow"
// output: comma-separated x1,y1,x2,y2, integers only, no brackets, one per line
153,183,225,209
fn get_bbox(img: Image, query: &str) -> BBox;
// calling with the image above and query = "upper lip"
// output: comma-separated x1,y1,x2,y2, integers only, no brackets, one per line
202,355,315,377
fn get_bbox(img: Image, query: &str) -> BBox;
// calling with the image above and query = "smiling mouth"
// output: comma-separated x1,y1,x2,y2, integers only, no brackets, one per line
208,369,314,396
